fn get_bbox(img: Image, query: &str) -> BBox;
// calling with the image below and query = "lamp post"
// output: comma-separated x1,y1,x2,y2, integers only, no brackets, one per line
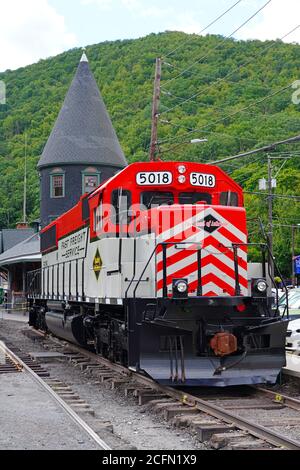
258,156,277,277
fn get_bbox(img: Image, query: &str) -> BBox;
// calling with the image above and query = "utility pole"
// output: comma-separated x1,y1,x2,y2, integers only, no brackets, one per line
267,156,275,277
149,58,162,162
23,132,27,224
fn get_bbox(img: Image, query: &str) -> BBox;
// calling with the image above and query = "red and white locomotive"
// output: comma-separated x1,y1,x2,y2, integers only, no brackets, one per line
28,162,288,386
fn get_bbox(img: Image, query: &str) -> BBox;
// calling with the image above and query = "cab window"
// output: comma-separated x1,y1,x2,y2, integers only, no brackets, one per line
179,192,212,205
141,192,174,209
220,191,239,207
112,189,132,225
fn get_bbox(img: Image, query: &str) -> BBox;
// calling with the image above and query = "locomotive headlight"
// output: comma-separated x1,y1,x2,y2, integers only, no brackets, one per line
252,279,268,296
178,165,187,174
176,281,188,293
178,175,186,184
257,280,267,293
173,279,188,298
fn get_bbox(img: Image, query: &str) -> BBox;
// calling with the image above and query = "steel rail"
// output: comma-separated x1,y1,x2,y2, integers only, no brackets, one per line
127,375,300,450
254,386,300,412
30,330,300,450
0,341,111,451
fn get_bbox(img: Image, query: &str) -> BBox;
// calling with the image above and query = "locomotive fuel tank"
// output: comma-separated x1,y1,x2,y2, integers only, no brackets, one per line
45,310,87,347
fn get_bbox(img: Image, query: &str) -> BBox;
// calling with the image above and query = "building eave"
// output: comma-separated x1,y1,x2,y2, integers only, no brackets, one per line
38,161,126,170
0,254,41,267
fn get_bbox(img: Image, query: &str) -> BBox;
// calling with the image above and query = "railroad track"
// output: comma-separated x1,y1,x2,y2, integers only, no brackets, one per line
0,340,112,451
3,328,300,451
35,332,300,451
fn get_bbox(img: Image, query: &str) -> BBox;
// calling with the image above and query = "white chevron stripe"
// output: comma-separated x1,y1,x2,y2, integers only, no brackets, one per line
202,282,224,296
156,224,247,266
201,245,248,279
157,252,198,282
158,206,246,245
208,230,247,262
157,247,248,283
156,229,205,262
209,207,247,243
158,263,248,293
156,206,248,298
157,208,206,242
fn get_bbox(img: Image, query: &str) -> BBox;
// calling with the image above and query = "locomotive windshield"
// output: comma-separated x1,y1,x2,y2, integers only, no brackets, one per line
141,191,212,209
142,192,174,208
179,192,212,205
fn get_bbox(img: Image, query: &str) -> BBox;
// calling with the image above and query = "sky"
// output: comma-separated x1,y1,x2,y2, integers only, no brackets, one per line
0,0,299,72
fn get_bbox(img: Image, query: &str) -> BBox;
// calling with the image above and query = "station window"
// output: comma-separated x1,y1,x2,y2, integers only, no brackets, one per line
179,192,212,205
111,189,132,225
51,174,65,198
82,173,100,194
141,192,174,209
220,191,239,207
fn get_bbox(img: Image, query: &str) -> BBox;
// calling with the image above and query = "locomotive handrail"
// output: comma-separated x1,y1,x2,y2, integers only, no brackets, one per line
26,268,42,296
129,241,247,300
232,242,289,319
126,240,289,320
257,218,289,319
125,241,203,299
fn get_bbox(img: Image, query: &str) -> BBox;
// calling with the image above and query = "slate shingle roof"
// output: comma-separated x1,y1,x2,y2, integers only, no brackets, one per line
1,229,35,253
0,233,40,266
38,54,127,169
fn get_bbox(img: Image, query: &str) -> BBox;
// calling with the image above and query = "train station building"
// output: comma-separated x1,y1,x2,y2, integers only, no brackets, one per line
0,50,127,311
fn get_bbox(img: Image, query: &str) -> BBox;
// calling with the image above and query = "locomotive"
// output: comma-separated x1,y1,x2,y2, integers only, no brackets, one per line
28,161,288,386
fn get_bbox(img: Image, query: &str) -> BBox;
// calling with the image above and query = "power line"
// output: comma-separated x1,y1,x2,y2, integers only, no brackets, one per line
244,191,300,201
273,223,300,228
210,133,300,164
164,0,243,58
158,82,295,150
162,24,299,87
160,87,260,117
161,22,299,115
160,118,256,143
163,0,272,86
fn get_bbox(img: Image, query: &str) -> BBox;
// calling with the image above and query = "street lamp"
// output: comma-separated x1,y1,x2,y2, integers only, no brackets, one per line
191,139,208,144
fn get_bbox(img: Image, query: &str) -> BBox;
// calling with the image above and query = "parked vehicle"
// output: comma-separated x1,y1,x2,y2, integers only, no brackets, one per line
286,318,300,353
285,293,300,352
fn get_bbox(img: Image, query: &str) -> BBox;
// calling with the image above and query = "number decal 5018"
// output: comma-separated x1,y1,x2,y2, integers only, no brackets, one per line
136,172,173,186
190,173,216,188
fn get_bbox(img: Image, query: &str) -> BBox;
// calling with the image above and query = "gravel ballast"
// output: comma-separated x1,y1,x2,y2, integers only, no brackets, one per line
0,318,205,451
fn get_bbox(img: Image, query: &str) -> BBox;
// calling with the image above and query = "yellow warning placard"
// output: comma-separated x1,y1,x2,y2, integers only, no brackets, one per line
93,248,102,280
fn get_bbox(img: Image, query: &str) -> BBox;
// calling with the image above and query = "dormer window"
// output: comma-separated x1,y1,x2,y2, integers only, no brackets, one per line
50,170,65,198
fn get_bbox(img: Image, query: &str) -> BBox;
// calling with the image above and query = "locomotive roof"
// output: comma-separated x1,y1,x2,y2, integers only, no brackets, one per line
90,161,243,198
38,52,127,170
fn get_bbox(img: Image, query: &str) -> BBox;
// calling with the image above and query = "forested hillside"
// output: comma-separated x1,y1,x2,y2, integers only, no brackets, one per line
0,31,300,274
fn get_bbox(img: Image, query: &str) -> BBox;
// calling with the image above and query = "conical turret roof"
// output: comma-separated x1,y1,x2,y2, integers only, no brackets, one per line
38,52,127,169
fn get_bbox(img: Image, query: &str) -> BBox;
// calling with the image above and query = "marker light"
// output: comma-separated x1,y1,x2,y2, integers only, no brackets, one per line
178,175,186,184
178,165,187,174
